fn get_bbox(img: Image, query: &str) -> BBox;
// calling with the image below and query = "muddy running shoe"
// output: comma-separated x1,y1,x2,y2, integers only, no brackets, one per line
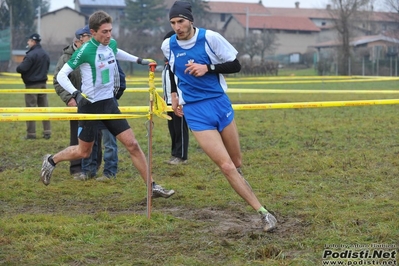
73,172,89,181
167,157,187,165
41,154,55,186
164,156,176,164
96,176,111,182
152,184,175,198
261,212,277,232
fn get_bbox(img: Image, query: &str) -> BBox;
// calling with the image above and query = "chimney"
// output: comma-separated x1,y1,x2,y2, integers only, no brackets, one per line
326,4,331,10
295,1,300,8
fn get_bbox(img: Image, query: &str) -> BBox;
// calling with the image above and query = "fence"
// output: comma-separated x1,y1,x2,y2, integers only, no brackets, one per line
316,57,399,76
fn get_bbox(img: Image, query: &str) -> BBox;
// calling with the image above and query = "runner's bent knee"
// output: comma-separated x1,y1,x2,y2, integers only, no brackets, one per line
124,139,141,153
219,161,236,176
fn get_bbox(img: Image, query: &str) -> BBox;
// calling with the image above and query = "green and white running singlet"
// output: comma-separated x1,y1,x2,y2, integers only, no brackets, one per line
68,38,117,102
57,38,138,103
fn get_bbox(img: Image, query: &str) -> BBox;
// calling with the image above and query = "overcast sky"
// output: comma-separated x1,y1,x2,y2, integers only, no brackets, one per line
48,0,386,12
48,0,328,12
48,0,73,12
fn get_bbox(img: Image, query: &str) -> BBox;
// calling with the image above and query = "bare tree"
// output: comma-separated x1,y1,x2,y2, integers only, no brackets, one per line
257,30,278,63
235,31,277,64
328,0,370,75
231,31,278,75
0,0,49,49
383,0,399,12
382,0,399,42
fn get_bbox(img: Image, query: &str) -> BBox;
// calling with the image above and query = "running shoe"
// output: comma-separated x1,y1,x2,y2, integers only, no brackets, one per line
261,212,277,232
152,184,175,198
41,154,55,186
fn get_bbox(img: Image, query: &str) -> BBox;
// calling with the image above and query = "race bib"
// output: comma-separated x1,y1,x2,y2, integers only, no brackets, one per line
101,69,110,84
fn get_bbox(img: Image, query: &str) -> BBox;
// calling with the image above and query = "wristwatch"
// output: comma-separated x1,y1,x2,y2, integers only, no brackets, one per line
208,64,215,72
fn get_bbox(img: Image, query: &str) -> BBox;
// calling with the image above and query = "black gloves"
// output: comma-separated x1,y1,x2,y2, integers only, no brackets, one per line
72,91,91,106
137,58,155,65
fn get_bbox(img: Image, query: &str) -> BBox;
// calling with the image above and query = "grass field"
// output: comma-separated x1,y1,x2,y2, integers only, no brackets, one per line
0,71,398,265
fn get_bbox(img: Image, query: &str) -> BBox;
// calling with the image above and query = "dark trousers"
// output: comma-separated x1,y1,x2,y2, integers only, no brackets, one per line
69,120,102,175
167,111,189,160
24,83,51,137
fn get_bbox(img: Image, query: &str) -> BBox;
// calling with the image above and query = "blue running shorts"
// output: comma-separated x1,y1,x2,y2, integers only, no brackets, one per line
183,94,234,132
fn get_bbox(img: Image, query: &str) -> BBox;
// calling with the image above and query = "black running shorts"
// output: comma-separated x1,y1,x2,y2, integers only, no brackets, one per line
77,98,130,142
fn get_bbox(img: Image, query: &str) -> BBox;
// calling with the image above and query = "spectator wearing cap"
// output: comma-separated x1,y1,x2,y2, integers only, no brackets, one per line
75,25,92,44
16,33,51,140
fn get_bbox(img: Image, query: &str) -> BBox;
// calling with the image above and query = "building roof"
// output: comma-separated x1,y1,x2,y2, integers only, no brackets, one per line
266,7,332,19
351,34,399,45
369,11,399,22
75,0,126,7
42,6,88,18
208,1,270,15
311,34,399,48
233,14,321,32
266,7,399,22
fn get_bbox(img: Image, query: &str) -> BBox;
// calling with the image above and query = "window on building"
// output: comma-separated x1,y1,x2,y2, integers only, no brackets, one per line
221,13,226,22
387,46,398,57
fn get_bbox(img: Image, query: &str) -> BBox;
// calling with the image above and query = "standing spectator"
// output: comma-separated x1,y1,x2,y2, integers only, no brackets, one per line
162,1,276,230
54,26,102,178
162,30,189,165
16,33,51,140
41,11,174,199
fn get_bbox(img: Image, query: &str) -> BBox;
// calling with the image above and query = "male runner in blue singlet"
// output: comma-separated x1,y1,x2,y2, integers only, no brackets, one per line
162,1,276,230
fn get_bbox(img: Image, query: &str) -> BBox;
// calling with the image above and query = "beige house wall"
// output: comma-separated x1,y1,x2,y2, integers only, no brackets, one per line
223,18,318,55
39,9,86,47
224,19,245,39
206,13,233,32
275,32,319,54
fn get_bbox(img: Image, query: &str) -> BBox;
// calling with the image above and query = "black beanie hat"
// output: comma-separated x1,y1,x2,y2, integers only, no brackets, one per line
169,1,193,22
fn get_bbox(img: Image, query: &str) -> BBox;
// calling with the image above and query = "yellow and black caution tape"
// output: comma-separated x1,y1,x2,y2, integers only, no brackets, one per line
228,89,399,94
0,113,149,122
3,88,399,94
1,99,399,121
231,99,399,110
0,88,151,93
0,106,159,113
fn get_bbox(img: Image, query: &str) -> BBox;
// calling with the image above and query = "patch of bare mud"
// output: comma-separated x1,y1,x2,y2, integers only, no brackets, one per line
161,207,310,239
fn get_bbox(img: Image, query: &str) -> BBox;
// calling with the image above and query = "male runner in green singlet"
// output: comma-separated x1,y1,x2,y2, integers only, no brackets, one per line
41,11,174,199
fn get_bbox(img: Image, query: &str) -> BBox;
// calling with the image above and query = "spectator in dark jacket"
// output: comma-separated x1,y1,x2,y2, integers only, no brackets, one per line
16,33,51,139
